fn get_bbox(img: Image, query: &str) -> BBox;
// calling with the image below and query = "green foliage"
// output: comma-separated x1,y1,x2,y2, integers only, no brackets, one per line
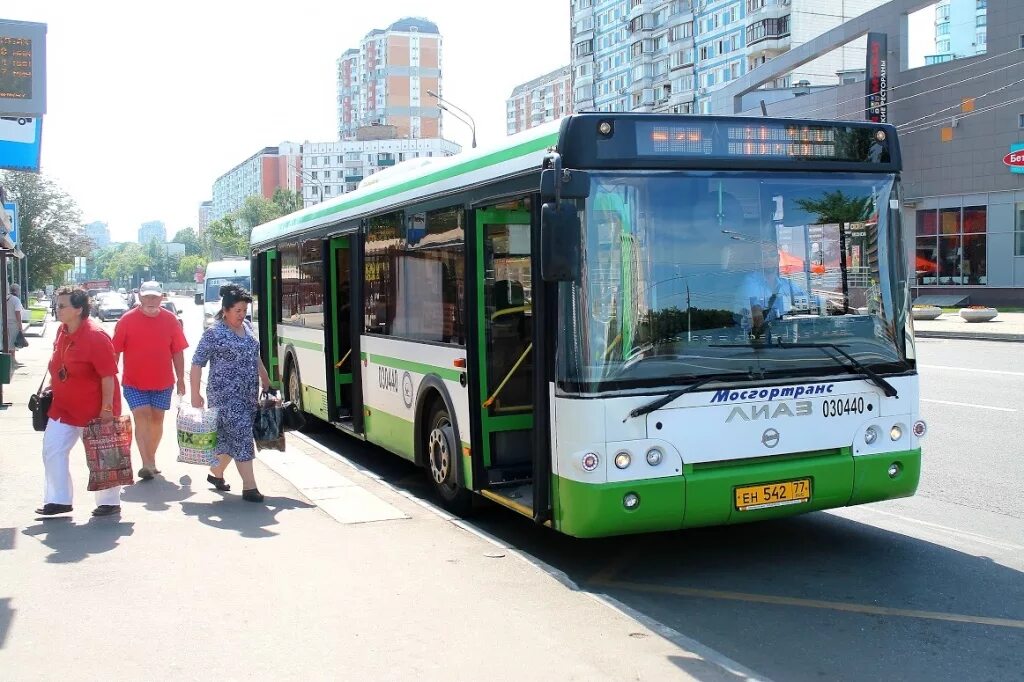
205,214,249,259
171,227,203,256
795,191,873,224
271,188,303,216
178,254,207,280
235,195,282,231
1,170,89,289
103,243,152,285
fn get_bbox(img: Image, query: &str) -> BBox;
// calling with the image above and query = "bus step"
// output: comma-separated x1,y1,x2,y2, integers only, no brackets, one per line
486,468,532,487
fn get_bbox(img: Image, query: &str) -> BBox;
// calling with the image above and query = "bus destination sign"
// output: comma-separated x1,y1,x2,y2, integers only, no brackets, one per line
0,35,32,100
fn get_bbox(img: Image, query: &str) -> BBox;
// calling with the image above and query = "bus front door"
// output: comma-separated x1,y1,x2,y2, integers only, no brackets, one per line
327,236,360,430
258,249,282,389
474,207,535,513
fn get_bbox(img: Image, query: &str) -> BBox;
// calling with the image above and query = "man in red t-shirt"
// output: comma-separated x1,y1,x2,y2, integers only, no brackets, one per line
112,281,188,479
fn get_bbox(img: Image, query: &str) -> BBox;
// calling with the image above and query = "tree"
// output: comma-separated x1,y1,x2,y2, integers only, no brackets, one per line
1,171,89,289
271,187,303,215
178,254,207,283
235,195,281,231
171,227,203,256
104,243,151,286
205,215,249,259
795,190,872,225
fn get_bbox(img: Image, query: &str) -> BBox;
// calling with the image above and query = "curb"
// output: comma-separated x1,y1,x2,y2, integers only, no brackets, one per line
915,331,1024,342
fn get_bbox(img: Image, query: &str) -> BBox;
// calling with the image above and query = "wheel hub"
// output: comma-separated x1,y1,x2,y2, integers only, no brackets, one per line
428,426,452,485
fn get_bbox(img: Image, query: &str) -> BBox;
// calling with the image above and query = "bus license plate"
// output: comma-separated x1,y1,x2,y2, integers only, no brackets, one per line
734,479,811,511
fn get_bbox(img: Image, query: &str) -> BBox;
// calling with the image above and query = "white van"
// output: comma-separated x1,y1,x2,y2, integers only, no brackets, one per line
197,258,251,329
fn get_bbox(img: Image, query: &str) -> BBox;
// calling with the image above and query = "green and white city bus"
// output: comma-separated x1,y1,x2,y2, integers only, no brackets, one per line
249,113,924,538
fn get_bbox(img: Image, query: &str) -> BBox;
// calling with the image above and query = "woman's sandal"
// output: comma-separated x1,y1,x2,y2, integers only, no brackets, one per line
207,474,231,491
242,488,264,503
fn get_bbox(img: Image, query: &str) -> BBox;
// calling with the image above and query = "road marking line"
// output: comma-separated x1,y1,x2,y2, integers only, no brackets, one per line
919,364,1024,377
921,398,1016,412
847,507,1024,552
595,579,1024,629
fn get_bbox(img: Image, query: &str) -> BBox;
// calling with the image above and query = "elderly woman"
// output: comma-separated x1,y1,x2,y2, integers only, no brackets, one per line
5,283,24,365
36,287,124,517
190,284,271,502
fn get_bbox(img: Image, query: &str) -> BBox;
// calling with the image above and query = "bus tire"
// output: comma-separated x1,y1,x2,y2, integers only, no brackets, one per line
284,355,316,432
425,404,472,515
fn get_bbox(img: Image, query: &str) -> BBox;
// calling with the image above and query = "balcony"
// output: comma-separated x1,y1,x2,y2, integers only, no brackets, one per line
746,0,790,19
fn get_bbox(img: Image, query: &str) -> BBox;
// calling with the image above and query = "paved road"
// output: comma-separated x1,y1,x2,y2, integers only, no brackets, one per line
275,326,1024,682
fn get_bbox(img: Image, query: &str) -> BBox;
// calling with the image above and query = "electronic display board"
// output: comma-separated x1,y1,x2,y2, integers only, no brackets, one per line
0,19,46,116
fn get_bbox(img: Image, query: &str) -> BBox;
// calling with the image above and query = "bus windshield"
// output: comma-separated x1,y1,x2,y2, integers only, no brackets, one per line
206,276,251,301
558,170,912,393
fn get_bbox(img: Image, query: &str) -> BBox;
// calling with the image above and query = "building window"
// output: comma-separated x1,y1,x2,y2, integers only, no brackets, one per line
1016,203,1024,256
937,22,950,36
915,207,987,285
976,14,986,27
1018,113,1024,128
747,15,790,45
575,39,594,57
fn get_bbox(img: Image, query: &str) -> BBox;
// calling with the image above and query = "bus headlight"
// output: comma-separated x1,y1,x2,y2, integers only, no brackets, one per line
913,420,927,438
614,451,632,469
623,492,640,510
890,424,903,441
645,447,663,466
580,452,600,472
864,426,879,445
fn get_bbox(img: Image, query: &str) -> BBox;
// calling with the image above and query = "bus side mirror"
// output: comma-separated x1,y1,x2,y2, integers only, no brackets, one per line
541,201,581,282
194,293,204,306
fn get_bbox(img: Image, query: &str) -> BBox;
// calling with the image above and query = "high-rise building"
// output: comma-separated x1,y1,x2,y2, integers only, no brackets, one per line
211,143,302,221
138,220,166,245
570,0,883,116
926,0,987,65
336,17,443,140
198,200,212,236
506,66,573,135
300,132,461,207
83,221,110,250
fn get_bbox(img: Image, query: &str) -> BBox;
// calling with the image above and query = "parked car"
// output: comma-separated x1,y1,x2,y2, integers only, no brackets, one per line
96,292,128,322
161,300,184,327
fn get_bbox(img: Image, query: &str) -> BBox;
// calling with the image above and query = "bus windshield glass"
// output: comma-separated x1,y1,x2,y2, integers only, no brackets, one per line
558,170,911,393
206,276,251,301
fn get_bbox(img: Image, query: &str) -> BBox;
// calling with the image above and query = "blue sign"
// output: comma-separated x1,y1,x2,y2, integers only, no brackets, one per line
0,116,42,172
3,202,17,244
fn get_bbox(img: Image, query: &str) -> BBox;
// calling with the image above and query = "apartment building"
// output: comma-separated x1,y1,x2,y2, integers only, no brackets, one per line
197,200,212,236
336,17,443,140
927,0,987,65
84,221,110,250
506,66,573,135
211,143,302,221
570,0,882,115
300,132,460,206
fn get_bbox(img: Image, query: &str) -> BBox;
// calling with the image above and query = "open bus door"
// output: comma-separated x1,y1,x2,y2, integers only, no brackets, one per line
472,205,544,517
324,235,363,433
256,249,282,389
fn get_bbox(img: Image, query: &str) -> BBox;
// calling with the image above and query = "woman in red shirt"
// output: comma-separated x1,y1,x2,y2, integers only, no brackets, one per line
35,287,124,518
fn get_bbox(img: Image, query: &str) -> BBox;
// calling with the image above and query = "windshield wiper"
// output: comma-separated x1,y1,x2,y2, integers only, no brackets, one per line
624,372,747,422
774,342,898,398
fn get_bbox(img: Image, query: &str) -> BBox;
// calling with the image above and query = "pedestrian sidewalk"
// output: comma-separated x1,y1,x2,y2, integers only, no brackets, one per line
913,310,1024,342
0,325,745,680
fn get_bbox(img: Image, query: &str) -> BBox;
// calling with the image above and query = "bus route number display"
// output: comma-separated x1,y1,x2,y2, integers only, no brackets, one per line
0,36,32,100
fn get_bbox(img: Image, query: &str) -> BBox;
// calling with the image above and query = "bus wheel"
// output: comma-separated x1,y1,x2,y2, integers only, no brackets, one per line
285,358,315,432
426,405,472,514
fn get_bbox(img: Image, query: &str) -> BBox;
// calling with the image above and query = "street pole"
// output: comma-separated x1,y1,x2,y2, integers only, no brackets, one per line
427,90,477,149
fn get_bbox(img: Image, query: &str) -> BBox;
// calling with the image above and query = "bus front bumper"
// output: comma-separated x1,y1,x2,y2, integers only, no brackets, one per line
552,448,921,538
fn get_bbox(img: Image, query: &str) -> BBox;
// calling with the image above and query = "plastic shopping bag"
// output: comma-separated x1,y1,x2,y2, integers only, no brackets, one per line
176,405,219,465
253,391,286,452
83,416,134,490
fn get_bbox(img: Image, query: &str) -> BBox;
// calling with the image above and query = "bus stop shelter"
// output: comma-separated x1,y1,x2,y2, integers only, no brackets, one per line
0,230,25,403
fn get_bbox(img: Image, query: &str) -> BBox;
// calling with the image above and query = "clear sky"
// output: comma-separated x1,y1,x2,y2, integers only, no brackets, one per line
5,1,931,244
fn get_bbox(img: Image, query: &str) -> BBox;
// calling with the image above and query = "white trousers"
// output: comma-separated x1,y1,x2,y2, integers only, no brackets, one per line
42,418,122,507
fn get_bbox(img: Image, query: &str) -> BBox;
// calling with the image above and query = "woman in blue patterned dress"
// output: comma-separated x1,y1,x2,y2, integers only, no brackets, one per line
189,284,271,502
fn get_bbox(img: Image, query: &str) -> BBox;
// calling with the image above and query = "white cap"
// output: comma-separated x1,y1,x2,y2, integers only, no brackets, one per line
139,281,162,297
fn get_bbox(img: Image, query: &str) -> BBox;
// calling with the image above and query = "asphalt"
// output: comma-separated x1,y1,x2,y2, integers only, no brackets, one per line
0,307,748,682
912,309,1024,341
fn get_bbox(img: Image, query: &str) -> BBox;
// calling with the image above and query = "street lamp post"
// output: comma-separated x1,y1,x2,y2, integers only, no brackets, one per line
427,90,477,149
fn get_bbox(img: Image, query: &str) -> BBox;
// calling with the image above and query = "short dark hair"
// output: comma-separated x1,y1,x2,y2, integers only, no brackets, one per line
216,283,253,320
55,286,90,319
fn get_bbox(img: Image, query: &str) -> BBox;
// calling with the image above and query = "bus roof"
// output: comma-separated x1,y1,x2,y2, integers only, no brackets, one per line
249,120,561,248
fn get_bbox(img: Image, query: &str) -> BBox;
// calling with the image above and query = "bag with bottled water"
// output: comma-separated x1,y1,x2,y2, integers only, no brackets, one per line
176,404,219,465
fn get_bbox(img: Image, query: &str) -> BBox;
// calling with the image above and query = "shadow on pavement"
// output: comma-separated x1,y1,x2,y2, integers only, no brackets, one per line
120,474,196,511
21,517,136,564
0,598,11,649
178,495,315,538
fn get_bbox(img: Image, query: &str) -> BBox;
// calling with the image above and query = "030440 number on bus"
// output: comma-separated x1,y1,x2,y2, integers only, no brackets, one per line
821,396,866,417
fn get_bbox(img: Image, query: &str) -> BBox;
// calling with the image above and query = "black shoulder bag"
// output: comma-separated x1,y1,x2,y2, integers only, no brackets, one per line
27,371,52,432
